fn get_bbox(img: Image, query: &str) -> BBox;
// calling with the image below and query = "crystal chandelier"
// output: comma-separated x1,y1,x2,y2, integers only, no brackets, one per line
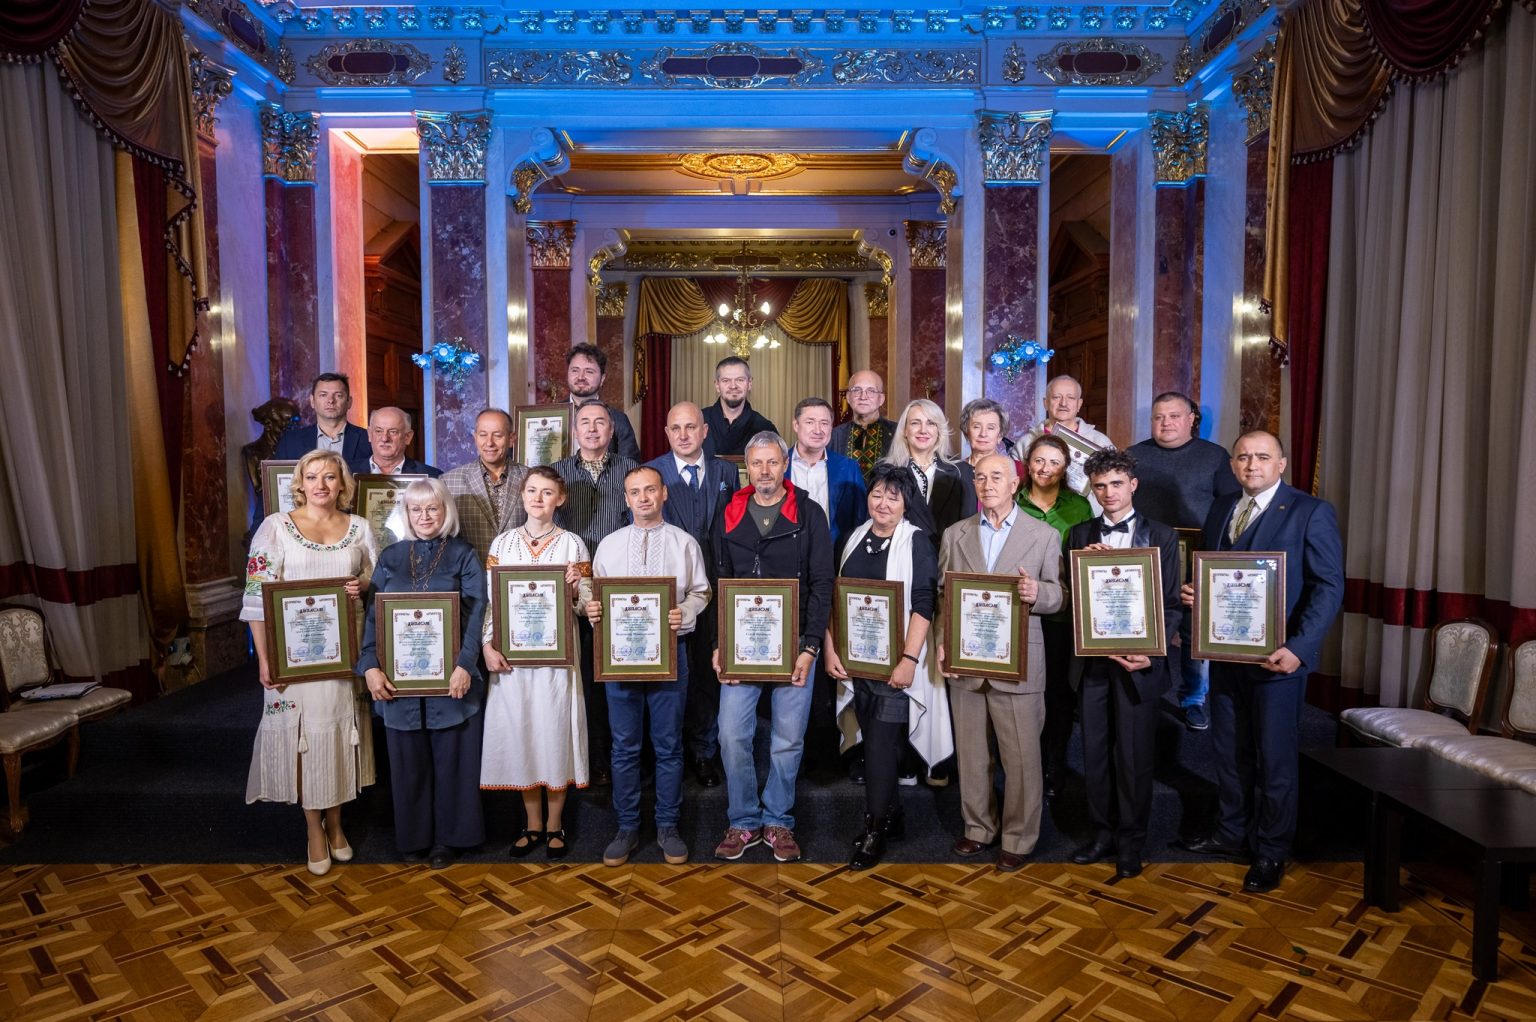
703,242,779,359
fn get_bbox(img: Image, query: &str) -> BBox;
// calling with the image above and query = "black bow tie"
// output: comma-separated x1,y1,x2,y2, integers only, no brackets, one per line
1102,517,1134,534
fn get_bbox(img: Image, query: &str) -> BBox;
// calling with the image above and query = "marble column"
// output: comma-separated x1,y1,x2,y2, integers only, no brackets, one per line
905,220,947,407
527,220,576,403
1149,106,1209,404
1234,44,1281,435
595,281,628,410
978,112,1052,437
260,105,320,411
865,283,890,386
418,111,491,468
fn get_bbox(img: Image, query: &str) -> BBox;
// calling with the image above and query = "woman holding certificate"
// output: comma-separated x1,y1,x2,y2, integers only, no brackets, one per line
357,478,487,868
242,449,379,876
1017,435,1095,797
884,399,976,553
479,465,592,858
824,463,946,870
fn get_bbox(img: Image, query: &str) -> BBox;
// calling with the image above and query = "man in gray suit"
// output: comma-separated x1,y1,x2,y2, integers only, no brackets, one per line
938,453,1065,871
440,408,528,561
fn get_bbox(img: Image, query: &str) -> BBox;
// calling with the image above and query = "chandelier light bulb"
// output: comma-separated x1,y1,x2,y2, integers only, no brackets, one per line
718,302,730,317
759,301,770,315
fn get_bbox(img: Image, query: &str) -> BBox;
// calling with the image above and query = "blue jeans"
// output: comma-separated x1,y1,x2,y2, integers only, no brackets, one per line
717,666,816,831
605,653,688,831
1177,608,1208,708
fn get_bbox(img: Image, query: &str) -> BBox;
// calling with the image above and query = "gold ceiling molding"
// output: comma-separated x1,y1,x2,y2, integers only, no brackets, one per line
676,152,803,181
606,236,884,274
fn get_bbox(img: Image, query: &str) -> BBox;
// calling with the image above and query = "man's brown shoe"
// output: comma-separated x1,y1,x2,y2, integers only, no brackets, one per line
996,849,1030,872
952,836,991,857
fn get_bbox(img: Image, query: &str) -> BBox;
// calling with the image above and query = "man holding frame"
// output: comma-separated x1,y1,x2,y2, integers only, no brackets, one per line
1066,450,1181,879
587,465,711,866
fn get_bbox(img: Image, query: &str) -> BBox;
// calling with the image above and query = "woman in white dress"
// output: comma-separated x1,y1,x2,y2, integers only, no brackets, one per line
242,449,379,876
481,465,592,859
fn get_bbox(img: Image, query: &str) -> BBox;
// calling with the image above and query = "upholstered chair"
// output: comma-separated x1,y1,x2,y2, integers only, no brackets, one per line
1339,618,1499,747
1415,640,1536,792
0,605,132,721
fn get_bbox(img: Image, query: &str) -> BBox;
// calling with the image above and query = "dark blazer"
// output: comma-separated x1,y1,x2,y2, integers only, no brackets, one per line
274,422,371,464
346,455,443,479
1067,514,1181,696
573,400,641,463
785,450,869,554
905,459,977,551
648,453,739,545
714,481,833,647
1202,482,1345,673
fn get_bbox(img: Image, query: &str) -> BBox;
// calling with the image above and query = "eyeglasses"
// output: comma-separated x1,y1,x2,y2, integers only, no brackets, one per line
847,387,884,397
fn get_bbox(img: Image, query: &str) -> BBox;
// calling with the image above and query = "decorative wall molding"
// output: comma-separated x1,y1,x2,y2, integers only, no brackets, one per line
1001,41,1028,83
595,281,629,318
829,48,980,85
1173,42,1194,84
303,39,432,86
905,220,947,270
188,50,235,143
1232,39,1275,144
1185,0,1271,80
1034,38,1165,85
1148,104,1209,184
978,110,1052,185
417,111,490,184
259,105,318,182
187,0,279,73
276,43,295,83
639,43,825,88
527,221,576,269
864,283,890,318
512,161,543,213
442,42,468,84
486,49,636,85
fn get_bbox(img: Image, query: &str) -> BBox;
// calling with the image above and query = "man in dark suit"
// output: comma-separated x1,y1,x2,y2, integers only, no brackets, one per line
830,370,897,478
1066,449,1181,879
346,406,441,478
1178,430,1344,893
566,343,641,462
273,372,371,465
647,401,740,787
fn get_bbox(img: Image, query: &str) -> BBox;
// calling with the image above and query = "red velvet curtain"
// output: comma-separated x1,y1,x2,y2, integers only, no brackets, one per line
639,332,672,461
694,277,802,327
0,0,83,54
1362,0,1504,79
133,153,185,509
1285,159,1334,495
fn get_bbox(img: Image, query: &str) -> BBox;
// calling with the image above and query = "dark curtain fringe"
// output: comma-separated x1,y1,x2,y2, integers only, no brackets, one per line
1361,0,1506,82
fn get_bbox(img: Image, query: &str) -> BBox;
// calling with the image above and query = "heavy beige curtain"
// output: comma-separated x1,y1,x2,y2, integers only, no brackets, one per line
671,325,831,438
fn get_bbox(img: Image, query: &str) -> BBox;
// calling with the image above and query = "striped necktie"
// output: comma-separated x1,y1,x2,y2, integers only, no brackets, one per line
1230,497,1258,543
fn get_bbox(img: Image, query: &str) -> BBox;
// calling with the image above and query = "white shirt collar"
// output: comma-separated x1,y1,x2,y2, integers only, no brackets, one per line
979,505,1018,532
1244,479,1283,513
673,452,703,476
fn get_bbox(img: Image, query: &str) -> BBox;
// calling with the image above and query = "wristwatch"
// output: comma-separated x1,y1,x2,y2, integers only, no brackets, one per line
799,643,820,658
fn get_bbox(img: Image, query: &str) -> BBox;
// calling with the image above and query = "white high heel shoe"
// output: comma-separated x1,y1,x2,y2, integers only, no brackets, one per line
329,837,354,863
307,850,332,876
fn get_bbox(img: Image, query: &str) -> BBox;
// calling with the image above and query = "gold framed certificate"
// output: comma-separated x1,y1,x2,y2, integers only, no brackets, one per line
1174,528,1202,587
375,592,460,696
1191,552,1287,663
1069,548,1168,657
354,473,427,549
262,577,358,683
1051,423,1107,465
940,571,1027,682
260,459,300,519
593,576,676,681
718,455,750,489
833,578,905,681
718,579,800,682
489,566,574,667
515,404,571,468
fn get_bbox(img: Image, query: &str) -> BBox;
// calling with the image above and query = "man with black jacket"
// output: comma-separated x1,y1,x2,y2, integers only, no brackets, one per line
711,432,833,863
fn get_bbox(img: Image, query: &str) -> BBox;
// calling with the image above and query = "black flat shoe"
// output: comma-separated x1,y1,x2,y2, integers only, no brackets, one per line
691,757,720,788
546,828,569,860
1071,837,1115,865
1243,858,1284,893
1115,857,1143,879
882,810,906,843
1176,834,1246,859
509,829,545,858
849,816,887,871
429,845,457,869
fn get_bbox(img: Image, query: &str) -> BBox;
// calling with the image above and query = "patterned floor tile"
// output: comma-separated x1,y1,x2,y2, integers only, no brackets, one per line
451,862,632,933
780,927,976,1022
391,926,612,1021
589,926,784,1021
617,864,784,933
921,863,1139,934
0,864,289,938
777,864,944,931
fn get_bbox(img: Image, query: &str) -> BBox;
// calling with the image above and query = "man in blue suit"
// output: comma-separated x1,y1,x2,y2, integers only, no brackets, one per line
346,406,441,479
784,397,868,555
1178,430,1344,893
647,401,740,787
273,372,371,464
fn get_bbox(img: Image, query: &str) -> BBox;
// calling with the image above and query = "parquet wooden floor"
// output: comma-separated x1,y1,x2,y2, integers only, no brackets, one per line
3,860,1535,1021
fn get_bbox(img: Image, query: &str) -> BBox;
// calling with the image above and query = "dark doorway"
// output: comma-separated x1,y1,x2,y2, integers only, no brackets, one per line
361,153,424,461
1047,154,1112,431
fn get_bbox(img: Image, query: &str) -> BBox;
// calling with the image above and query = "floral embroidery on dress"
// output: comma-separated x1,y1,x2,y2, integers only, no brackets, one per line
245,551,276,595
280,516,361,552
264,698,298,716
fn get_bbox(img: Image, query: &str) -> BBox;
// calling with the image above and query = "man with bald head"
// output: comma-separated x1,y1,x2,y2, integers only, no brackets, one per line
347,406,441,479
938,453,1064,871
647,401,741,786
830,369,898,479
1024,375,1114,507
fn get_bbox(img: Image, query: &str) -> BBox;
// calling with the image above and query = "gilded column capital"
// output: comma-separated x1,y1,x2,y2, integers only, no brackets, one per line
864,283,889,318
188,50,234,144
417,111,491,184
1232,40,1275,145
904,220,946,270
259,105,318,183
526,220,576,269
1148,105,1209,185
595,281,629,318
978,110,1052,186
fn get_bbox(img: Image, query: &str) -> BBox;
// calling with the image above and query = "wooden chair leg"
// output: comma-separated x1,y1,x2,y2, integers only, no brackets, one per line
3,752,24,837
65,727,79,778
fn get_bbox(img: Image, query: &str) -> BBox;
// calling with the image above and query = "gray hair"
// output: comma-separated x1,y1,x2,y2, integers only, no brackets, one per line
400,477,460,539
960,398,1009,438
744,431,790,461
368,406,413,432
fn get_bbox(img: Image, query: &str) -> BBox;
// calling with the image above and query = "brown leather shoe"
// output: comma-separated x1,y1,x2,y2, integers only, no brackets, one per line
996,849,1029,872
952,836,992,857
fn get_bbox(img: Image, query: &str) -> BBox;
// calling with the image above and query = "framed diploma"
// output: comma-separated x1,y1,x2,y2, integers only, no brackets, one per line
260,460,300,519
515,404,571,468
262,577,358,683
1069,548,1168,657
940,572,1027,682
593,576,677,681
832,578,905,681
375,592,460,696
1191,552,1287,663
718,455,750,489
354,473,427,549
718,579,800,682
1174,528,1202,587
1051,423,1107,465
489,566,575,667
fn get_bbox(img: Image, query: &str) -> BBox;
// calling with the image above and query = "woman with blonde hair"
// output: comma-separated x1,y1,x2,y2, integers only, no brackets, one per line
883,398,975,552
242,449,378,876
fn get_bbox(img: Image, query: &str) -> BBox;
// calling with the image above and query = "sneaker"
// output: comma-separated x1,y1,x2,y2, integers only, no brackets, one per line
657,827,689,864
713,827,762,860
602,830,638,867
762,825,802,862
897,771,919,787
1184,703,1210,731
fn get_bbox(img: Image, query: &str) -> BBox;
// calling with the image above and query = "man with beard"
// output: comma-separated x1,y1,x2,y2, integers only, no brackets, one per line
701,356,777,458
565,343,640,462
